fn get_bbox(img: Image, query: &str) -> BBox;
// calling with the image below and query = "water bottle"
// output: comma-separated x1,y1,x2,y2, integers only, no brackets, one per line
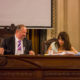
48,49,53,55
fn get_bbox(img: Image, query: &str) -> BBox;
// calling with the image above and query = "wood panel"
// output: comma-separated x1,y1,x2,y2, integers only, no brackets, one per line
0,55,80,80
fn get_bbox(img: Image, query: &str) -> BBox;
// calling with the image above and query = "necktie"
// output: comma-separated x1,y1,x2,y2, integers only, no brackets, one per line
18,40,21,50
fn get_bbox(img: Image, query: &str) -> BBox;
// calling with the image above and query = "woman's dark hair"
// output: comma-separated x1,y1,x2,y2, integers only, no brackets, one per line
56,32,71,50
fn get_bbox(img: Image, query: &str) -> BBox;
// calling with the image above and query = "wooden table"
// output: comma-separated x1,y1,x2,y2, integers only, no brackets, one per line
0,55,80,80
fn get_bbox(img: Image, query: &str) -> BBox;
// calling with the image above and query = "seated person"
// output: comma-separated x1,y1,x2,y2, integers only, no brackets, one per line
47,32,78,55
0,24,35,55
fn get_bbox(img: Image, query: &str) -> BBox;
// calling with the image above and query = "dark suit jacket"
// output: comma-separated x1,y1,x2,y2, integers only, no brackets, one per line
1,36,32,55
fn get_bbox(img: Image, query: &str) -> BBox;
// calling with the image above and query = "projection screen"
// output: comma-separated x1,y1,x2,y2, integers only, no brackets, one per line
0,0,52,28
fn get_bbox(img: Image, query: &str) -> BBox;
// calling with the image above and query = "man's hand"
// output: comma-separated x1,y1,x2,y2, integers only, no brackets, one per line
0,48,4,55
29,50,35,55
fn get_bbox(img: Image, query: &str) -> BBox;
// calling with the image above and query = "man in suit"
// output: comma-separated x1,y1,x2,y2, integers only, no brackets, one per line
0,24,35,55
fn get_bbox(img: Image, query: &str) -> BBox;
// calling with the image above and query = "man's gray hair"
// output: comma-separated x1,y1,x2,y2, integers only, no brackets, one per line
16,24,26,30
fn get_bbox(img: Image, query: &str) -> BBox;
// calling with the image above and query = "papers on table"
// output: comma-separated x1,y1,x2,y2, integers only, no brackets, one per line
45,51,75,56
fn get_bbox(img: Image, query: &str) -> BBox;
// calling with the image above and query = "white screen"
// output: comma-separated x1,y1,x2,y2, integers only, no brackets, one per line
0,0,51,28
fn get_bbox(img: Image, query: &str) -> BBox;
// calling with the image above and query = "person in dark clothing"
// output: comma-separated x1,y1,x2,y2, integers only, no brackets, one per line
0,24,35,55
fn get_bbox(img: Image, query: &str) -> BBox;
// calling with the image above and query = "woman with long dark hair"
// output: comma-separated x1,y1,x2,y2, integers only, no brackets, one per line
48,32,78,55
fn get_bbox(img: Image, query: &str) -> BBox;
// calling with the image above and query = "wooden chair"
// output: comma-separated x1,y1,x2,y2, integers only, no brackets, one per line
41,38,57,54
